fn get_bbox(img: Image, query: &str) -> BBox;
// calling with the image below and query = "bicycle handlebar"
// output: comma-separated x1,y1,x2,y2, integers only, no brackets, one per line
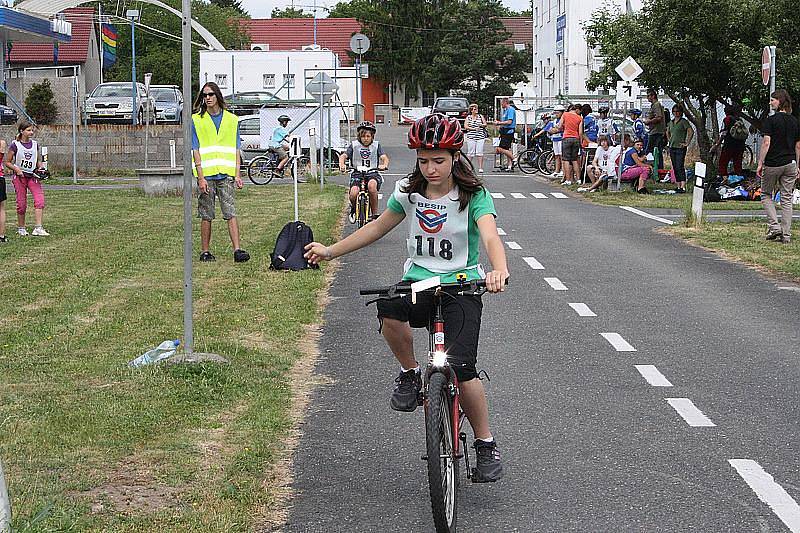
360,278,507,297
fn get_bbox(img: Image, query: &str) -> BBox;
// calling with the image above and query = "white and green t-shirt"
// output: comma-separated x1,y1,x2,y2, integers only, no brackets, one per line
386,178,497,283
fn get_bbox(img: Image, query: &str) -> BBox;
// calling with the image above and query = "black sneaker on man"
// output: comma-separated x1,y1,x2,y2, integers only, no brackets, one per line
472,439,504,483
233,249,250,263
199,251,216,262
390,368,422,412
766,230,782,241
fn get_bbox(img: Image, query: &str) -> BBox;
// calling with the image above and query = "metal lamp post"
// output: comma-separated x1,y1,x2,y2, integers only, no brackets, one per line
126,9,140,125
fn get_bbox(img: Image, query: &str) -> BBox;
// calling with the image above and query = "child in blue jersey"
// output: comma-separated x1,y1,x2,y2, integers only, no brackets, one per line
630,108,648,147
305,114,509,483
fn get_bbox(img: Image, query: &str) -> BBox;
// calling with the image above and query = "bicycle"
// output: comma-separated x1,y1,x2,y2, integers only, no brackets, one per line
247,149,311,185
348,165,382,228
360,276,497,533
517,143,550,175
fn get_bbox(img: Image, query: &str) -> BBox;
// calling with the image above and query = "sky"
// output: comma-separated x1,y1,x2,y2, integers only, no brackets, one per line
239,0,531,19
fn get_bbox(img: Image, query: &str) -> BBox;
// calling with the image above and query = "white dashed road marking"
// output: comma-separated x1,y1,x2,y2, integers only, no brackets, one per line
544,277,568,291
497,227,507,236
523,257,545,270
506,241,522,250
568,303,596,317
600,332,636,352
491,192,505,199
634,365,673,387
619,205,675,225
729,459,800,532
666,398,716,427
551,192,568,199
531,192,548,199
511,192,526,199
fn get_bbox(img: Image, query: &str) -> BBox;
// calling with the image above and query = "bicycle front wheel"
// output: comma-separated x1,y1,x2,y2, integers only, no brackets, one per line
539,150,555,174
426,372,459,533
356,192,369,228
742,145,754,168
248,155,275,185
516,149,539,175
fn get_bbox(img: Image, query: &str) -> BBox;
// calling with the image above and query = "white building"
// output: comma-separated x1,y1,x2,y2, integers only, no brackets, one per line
532,0,643,98
198,48,359,106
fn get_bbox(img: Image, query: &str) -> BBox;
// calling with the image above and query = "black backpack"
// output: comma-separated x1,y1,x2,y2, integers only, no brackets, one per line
269,221,319,271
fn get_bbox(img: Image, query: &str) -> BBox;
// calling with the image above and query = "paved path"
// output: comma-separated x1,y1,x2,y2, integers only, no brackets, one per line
289,126,800,532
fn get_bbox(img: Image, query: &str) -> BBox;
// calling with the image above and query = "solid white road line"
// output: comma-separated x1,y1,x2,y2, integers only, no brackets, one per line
531,192,548,199
568,302,596,317
665,398,716,427
600,332,636,352
544,277,568,291
506,241,522,250
497,227,507,236
511,192,526,199
491,192,505,199
634,365,673,387
551,192,568,199
729,459,800,532
523,257,545,270
619,205,675,225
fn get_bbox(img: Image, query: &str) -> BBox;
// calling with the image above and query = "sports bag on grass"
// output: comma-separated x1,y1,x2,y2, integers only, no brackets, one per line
270,221,319,271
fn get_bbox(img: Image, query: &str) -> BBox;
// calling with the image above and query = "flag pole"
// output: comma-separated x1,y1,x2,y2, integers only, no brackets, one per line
98,3,103,84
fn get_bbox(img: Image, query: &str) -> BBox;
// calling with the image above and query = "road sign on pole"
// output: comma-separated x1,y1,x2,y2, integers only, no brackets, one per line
615,56,643,82
762,46,771,86
305,72,339,103
349,33,370,55
615,80,639,103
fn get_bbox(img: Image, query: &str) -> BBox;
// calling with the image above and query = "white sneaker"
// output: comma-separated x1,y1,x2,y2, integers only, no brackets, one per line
478,168,484,174
32,226,49,236
577,187,590,192
17,227,28,236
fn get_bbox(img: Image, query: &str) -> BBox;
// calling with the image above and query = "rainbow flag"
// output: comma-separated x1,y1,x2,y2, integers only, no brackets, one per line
101,23,117,69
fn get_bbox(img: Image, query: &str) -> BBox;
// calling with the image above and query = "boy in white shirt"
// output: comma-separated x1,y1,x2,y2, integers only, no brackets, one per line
579,136,618,192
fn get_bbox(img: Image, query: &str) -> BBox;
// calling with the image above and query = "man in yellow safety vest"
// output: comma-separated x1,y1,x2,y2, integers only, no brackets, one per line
191,82,250,263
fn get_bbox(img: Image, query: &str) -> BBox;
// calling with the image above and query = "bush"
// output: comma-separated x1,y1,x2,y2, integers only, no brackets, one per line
25,79,58,124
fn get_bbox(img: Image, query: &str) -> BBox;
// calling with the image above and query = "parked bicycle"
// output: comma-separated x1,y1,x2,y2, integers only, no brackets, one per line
247,148,311,185
361,276,502,533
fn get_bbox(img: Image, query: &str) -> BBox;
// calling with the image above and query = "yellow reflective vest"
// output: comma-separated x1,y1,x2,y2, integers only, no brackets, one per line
192,110,239,178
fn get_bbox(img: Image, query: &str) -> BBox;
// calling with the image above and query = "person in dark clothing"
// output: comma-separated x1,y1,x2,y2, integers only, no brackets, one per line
717,105,747,177
757,89,800,244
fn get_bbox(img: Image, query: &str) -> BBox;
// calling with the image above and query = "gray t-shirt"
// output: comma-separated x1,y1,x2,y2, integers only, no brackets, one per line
346,140,384,168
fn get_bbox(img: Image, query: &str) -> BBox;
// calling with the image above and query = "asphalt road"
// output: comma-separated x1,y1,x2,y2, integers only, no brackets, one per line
281,125,800,532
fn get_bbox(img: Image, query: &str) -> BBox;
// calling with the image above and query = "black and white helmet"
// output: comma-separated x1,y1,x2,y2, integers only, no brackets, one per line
357,120,376,134
278,114,291,123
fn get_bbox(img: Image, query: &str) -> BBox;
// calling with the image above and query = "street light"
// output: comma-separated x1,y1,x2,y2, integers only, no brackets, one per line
126,9,140,126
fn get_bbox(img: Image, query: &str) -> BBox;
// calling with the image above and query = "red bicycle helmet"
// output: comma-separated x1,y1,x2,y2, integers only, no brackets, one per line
408,113,464,150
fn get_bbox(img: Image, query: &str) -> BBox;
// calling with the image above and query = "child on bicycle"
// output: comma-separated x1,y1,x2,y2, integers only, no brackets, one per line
6,121,48,236
339,121,389,223
307,114,509,483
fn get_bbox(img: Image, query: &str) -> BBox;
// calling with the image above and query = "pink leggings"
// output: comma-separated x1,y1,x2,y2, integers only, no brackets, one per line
621,166,649,182
13,175,45,215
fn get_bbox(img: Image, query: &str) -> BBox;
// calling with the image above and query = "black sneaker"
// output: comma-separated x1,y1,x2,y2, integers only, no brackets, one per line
234,249,250,263
199,251,216,262
472,439,504,483
637,187,650,194
675,188,686,194
766,230,782,241
0,236,7,243
348,205,356,224
390,369,422,412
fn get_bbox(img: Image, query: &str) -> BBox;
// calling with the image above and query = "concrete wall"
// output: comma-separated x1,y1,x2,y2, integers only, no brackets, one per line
0,124,184,173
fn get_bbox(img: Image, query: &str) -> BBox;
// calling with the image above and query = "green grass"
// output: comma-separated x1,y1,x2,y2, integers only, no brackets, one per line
669,220,800,280
0,184,343,531
565,182,763,210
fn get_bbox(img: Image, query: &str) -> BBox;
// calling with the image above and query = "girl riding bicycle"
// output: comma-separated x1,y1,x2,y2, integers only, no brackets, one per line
306,114,509,483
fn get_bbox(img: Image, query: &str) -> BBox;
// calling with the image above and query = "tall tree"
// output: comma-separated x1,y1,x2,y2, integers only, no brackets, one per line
209,0,247,17
271,7,312,18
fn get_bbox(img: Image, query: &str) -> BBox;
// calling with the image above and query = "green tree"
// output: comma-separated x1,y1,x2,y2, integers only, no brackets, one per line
210,0,247,16
328,0,373,18
25,79,58,124
271,7,312,18
103,0,250,96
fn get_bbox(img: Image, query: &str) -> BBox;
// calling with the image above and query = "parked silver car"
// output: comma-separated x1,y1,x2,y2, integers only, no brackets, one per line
83,82,156,125
150,85,183,124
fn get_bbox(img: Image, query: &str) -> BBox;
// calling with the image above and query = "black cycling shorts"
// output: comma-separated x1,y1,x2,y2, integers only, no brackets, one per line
498,132,515,150
349,170,383,190
376,285,483,382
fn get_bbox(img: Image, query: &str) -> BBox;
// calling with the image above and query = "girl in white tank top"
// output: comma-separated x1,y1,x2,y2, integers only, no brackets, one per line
5,121,48,236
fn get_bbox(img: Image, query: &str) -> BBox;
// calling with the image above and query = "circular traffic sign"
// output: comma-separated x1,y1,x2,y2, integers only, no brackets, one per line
762,46,771,86
513,87,535,111
350,33,370,54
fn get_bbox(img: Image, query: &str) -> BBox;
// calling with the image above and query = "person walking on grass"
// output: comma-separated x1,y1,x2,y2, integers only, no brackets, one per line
191,82,250,263
6,122,48,237
666,105,694,193
757,89,800,245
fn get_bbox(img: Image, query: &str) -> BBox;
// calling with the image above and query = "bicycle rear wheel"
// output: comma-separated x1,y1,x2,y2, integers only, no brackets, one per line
426,372,459,533
516,149,539,175
742,145,754,168
248,155,275,185
539,150,555,174
291,155,312,180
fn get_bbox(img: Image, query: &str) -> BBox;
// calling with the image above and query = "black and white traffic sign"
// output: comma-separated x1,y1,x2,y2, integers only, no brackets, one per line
615,80,639,103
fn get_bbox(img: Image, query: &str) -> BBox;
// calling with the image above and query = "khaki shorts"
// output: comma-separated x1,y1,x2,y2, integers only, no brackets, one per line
198,177,236,220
